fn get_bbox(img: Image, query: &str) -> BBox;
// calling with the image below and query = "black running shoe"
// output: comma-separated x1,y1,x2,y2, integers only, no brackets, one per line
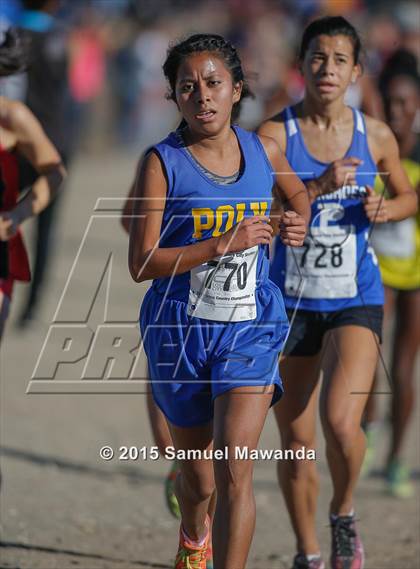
291,552,325,569
330,514,364,569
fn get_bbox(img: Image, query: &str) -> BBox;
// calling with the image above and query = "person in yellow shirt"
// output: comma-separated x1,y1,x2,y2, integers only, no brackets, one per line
366,49,419,497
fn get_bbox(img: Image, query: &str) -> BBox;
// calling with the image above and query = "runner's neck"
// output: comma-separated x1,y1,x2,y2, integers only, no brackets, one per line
301,96,350,129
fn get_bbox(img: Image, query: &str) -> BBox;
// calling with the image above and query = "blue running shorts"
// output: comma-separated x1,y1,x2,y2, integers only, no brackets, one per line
140,281,289,427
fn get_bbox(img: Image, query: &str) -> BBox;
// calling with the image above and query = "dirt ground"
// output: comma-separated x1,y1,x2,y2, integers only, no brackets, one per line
1,153,419,569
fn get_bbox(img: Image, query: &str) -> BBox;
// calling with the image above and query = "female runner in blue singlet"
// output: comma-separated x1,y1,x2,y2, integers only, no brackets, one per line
258,16,418,569
129,34,310,569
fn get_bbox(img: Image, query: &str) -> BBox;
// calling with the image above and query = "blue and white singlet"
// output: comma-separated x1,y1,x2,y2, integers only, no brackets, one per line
270,106,384,311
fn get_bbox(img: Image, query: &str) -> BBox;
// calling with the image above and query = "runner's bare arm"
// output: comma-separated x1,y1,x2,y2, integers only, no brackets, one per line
128,152,273,283
0,100,66,240
365,117,418,222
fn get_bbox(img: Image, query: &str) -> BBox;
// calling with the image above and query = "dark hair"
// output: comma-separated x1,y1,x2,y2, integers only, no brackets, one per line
379,49,420,95
0,29,28,77
299,16,362,64
163,33,253,122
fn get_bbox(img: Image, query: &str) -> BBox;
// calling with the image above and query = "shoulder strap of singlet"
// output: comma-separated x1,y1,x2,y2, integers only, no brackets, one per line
349,108,378,175
351,107,371,152
281,106,302,162
353,108,366,135
234,124,259,156
283,106,298,138
150,132,181,197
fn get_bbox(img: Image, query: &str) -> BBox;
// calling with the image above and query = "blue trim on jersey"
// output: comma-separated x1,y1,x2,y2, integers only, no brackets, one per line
270,105,384,311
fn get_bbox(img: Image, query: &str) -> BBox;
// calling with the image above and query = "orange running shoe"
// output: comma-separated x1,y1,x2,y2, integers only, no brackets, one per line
205,524,213,569
175,517,209,569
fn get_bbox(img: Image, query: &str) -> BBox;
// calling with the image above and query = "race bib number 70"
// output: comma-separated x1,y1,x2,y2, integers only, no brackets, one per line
188,245,258,322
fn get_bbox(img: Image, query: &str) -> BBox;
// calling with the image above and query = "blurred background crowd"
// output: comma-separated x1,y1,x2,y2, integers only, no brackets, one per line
1,0,419,153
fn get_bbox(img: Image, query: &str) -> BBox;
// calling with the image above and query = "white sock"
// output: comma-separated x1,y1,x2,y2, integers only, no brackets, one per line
181,517,209,547
306,553,322,561
331,509,355,521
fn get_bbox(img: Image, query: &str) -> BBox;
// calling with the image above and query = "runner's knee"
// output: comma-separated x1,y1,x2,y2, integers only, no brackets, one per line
214,455,253,494
282,438,317,479
323,415,361,452
179,463,215,503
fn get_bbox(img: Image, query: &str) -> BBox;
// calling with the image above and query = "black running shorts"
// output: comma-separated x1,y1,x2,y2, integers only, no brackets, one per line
284,305,384,357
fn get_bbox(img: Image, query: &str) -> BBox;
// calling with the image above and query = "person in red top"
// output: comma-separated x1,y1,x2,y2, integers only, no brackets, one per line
0,29,65,342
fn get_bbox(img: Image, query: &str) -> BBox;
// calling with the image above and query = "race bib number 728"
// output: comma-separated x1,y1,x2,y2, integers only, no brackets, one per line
285,226,357,299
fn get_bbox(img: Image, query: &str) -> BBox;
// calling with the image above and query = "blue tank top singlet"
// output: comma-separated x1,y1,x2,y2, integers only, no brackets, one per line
270,106,384,311
149,125,276,322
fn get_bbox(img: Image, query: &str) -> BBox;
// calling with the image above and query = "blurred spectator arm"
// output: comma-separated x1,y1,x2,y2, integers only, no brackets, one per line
10,101,66,224
369,118,418,221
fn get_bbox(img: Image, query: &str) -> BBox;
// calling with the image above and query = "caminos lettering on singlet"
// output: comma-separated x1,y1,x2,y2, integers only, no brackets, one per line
150,125,275,322
270,106,384,311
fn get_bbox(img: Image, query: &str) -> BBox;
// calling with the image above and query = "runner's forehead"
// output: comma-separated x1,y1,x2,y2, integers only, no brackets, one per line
307,35,354,58
176,54,229,82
